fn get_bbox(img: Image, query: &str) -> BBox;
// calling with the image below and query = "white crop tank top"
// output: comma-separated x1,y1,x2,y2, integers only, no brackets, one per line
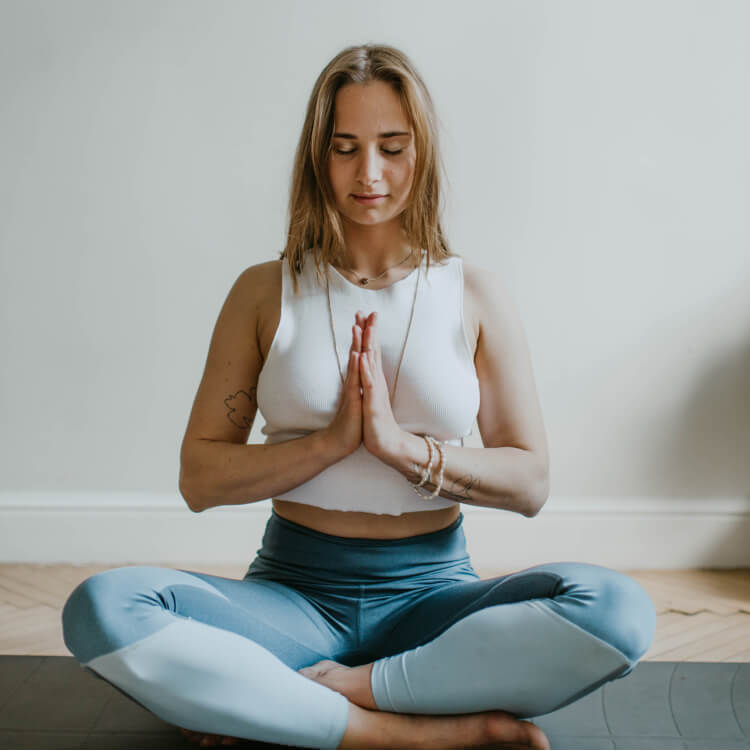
255,251,481,516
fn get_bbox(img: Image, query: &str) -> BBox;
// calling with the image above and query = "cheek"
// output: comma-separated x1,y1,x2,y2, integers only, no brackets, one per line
328,163,346,200
395,157,416,191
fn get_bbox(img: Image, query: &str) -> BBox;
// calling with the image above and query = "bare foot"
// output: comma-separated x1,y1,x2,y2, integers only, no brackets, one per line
485,712,550,749
339,701,550,749
300,661,550,749
298,659,378,710
178,726,242,747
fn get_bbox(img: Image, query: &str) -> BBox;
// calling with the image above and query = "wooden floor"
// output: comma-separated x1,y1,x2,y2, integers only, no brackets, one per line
1,565,749,661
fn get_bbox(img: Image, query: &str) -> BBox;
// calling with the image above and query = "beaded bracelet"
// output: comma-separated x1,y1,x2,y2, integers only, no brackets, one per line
413,434,435,489
412,435,446,499
429,438,447,498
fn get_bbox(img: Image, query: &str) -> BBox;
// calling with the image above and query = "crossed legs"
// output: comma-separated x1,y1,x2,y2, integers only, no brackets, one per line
61,561,655,748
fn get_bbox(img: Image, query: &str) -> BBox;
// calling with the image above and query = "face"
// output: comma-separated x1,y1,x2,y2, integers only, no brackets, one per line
327,81,417,227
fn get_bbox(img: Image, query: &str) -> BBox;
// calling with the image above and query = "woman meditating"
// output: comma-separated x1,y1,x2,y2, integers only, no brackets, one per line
62,43,656,749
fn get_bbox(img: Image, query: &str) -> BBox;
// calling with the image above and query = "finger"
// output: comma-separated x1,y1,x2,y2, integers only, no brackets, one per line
360,310,374,331
359,346,374,390
361,316,372,351
348,326,361,385
347,348,360,385
364,315,380,364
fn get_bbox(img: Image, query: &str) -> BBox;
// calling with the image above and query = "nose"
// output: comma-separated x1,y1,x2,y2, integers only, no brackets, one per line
355,144,384,189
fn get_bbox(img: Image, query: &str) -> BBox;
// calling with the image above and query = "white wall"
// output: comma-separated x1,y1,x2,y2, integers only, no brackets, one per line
1,0,749,565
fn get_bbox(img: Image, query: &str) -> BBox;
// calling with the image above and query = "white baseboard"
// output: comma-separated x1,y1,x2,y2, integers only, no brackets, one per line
1,492,749,569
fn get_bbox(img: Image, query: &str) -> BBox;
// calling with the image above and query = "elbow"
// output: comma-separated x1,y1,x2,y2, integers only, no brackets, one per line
179,441,212,512
179,484,202,513
523,455,550,518
179,470,205,513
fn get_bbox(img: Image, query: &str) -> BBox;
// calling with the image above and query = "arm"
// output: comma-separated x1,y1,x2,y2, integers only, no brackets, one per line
178,262,347,513
382,436,546,517
380,263,550,518
181,430,344,512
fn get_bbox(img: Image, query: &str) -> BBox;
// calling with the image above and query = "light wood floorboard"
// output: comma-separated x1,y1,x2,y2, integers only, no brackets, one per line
1,564,748,660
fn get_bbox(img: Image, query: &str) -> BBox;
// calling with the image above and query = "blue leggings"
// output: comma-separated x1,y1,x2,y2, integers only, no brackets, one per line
62,510,656,749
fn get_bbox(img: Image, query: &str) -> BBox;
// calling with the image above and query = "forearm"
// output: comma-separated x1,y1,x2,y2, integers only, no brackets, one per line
179,430,341,512
382,431,549,517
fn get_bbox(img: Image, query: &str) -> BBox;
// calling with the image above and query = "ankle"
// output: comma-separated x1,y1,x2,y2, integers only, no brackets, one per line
354,662,377,710
336,702,377,749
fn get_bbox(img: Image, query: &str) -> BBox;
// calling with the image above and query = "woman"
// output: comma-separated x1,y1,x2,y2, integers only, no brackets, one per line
61,44,656,749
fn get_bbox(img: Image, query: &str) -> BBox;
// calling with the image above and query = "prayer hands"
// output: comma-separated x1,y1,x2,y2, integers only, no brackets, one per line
324,311,404,463
357,310,404,462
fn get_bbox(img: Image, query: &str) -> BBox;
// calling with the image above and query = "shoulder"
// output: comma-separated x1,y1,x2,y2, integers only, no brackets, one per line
460,258,508,295
242,259,282,283
459,259,515,331
237,259,282,305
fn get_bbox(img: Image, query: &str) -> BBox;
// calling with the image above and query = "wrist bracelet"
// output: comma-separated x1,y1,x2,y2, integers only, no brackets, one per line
412,435,446,499
414,435,435,489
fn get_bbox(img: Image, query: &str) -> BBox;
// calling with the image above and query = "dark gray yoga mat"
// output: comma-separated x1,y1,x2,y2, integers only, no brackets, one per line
0,657,748,749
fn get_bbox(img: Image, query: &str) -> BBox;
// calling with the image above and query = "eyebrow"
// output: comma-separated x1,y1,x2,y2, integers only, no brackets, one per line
332,131,410,139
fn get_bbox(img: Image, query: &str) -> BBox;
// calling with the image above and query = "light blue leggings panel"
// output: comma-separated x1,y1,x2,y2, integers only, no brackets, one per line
61,510,656,748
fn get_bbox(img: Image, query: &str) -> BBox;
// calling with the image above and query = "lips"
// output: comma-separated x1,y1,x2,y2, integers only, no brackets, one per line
353,194,385,198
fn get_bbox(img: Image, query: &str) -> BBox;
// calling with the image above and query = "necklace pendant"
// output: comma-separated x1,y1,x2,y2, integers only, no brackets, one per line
360,278,369,286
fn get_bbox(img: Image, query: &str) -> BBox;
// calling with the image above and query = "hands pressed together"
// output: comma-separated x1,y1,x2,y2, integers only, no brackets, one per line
326,309,405,464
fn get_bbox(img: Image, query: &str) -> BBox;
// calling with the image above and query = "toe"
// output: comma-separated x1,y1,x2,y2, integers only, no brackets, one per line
518,721,550,750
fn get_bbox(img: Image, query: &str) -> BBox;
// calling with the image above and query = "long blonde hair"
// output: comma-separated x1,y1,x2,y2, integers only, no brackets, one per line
279,43,456,294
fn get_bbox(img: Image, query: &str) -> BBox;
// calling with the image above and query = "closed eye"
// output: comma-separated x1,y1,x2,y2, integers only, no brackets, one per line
333,148,403,156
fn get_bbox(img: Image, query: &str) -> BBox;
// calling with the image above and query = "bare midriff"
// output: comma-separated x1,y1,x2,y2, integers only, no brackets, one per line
257,258,479,540
271,498,461,539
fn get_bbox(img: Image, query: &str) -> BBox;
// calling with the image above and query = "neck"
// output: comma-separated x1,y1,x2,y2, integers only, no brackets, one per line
337,219,416,277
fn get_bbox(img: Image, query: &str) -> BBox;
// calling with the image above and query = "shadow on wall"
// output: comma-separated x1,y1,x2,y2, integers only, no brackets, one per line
663,311,750,567
606,273,750,568
646,275,750,498
573,272,750,503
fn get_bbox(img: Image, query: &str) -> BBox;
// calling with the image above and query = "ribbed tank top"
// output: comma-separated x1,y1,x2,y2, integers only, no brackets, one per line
255,251,480,516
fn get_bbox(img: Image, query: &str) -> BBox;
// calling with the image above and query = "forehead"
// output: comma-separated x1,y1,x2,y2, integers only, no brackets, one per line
332,81,410,134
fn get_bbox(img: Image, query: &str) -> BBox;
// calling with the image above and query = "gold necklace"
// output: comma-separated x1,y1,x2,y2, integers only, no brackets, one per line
325,250,423,404
335,248,415,286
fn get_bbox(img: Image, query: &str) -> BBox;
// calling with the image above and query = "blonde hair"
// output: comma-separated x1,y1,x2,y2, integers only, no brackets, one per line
279,43,456,294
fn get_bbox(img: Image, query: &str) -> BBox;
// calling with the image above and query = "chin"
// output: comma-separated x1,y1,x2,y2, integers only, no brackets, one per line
346,213,394,226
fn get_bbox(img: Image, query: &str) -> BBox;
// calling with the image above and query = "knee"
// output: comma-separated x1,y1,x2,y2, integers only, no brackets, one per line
62,571,104,661
549,562,656,666
594,568,657,664
61,566,149,664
